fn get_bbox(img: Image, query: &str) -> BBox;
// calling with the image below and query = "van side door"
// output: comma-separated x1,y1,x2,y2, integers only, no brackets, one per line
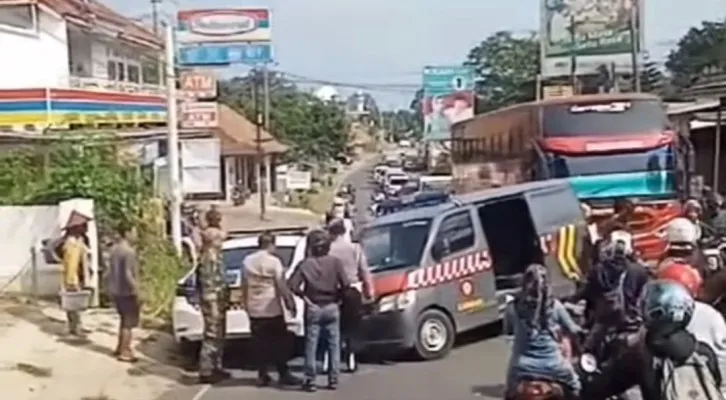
424,208,498,332
524,185,587,296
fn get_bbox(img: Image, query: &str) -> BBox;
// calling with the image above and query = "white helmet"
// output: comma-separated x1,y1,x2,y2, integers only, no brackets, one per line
666,217,698,246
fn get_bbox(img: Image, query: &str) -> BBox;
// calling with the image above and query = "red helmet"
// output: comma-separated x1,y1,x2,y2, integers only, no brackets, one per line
657,262,703,296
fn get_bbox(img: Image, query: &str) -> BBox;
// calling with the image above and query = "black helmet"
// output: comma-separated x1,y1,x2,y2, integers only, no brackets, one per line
307,229,331,256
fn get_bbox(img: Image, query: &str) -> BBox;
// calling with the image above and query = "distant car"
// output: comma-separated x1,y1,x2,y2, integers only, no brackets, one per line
398,140,412,148
172,233,307,350
373,164,389,184
385,173,409,195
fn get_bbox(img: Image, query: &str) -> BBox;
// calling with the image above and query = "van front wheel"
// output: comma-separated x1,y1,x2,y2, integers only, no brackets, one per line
413,309,454,360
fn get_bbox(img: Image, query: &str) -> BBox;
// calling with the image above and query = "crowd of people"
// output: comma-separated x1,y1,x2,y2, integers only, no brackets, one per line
52,184,726,398
185,199,372,391
504,195,726,400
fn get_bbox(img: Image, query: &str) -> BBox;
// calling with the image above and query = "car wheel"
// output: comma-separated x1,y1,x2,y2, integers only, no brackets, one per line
180,339,200,363
413,308,454,360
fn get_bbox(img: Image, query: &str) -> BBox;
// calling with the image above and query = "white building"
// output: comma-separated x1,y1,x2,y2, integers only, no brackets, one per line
0,0,166,130
0,0,163,92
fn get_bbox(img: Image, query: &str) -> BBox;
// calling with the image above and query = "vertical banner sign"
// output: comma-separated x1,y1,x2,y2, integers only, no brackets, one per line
422,65,475,141
176,8,273,66
180,71,217,100
540,0,644,78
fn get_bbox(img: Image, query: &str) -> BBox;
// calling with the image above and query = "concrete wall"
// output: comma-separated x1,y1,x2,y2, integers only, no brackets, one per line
0,199,98,300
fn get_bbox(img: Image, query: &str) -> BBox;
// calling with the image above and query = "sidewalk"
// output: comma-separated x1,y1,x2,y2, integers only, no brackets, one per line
0,299,189,400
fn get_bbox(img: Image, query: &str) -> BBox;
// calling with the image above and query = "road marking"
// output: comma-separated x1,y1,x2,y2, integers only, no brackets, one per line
191,384,211,400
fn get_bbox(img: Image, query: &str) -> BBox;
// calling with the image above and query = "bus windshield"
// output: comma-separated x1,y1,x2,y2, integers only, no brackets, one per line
543,99,668,137
361,218,432,272
548,145,675,177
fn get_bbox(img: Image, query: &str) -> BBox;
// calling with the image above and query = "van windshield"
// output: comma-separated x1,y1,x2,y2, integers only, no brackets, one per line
361,218,432,272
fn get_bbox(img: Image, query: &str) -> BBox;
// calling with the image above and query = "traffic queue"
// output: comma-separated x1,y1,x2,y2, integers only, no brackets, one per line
171,149,726,398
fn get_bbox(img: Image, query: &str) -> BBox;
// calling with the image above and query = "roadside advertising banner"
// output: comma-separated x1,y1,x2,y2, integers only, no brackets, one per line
176,8,273,66
422,65,475,141
540,0,644,77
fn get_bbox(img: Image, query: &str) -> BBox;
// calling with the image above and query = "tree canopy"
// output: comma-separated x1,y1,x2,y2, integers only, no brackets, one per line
666,19,726,88
381,109,418,141
219,71,349,164
464,31,540,112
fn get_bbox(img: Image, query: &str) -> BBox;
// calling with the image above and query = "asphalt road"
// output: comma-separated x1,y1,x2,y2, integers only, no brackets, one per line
160,153,513,400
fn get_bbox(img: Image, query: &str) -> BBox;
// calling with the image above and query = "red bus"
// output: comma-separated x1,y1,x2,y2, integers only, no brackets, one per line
450,93,693,261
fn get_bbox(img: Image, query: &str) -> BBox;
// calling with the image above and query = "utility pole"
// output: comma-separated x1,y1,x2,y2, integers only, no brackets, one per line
568,16,578,93
263,66,270,129
253,71,266,220
630,4,641,92
164,24,182,254
262,66,271,208
151,0,161,34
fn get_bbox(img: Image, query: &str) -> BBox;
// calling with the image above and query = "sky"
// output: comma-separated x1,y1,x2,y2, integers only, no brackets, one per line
109,0,726,109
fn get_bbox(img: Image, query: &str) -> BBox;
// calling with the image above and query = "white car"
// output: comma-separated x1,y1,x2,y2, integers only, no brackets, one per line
172,233,307,345
385,173,409,195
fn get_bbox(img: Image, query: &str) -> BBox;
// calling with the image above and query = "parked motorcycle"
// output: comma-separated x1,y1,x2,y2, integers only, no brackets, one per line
232,182,250,206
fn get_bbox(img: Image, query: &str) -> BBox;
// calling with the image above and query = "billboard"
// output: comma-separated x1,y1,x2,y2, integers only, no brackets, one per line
177,9,271,43
422,65,475,141
540,0,644,77
176,8,273,67
177,43,272,66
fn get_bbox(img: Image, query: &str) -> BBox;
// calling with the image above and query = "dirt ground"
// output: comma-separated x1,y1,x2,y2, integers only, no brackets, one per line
0,298,190,400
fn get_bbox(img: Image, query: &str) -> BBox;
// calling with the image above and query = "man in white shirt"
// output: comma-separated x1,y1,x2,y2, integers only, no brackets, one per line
242,232,300,387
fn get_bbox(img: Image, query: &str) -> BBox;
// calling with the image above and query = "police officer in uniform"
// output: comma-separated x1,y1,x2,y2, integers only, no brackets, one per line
197,206,231,383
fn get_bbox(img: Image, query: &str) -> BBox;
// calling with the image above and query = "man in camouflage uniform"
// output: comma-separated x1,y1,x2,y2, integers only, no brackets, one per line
197,206,231,383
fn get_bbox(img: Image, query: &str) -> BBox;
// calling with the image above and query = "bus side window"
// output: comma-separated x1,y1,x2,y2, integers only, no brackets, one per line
431,211,476,261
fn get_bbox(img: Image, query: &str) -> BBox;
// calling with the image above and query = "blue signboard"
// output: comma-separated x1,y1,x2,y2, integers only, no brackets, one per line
177,43,273,66
421,65,475,141
422,66,475,96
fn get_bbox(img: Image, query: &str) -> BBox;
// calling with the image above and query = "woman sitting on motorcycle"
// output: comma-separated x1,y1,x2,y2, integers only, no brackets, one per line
504,264,583,399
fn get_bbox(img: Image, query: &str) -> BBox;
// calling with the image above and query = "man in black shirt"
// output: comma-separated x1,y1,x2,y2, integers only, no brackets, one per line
288,230,350,392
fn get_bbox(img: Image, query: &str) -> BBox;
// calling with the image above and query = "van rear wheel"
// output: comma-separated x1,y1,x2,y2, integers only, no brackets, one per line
413,309,454,360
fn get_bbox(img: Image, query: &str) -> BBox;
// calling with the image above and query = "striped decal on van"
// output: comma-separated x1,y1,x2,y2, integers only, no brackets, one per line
539,224,582,281
405,250,492,290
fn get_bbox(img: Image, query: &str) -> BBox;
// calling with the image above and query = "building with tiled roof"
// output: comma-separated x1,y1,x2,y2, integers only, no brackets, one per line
0,0,166,131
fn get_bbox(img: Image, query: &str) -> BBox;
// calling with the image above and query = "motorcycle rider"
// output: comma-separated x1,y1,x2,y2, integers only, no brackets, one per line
573,229,648,330
582,279,723,400
684,199,706,241
504,264,582,399
657,262,726,376
637,280,723,400
658,217,707,277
